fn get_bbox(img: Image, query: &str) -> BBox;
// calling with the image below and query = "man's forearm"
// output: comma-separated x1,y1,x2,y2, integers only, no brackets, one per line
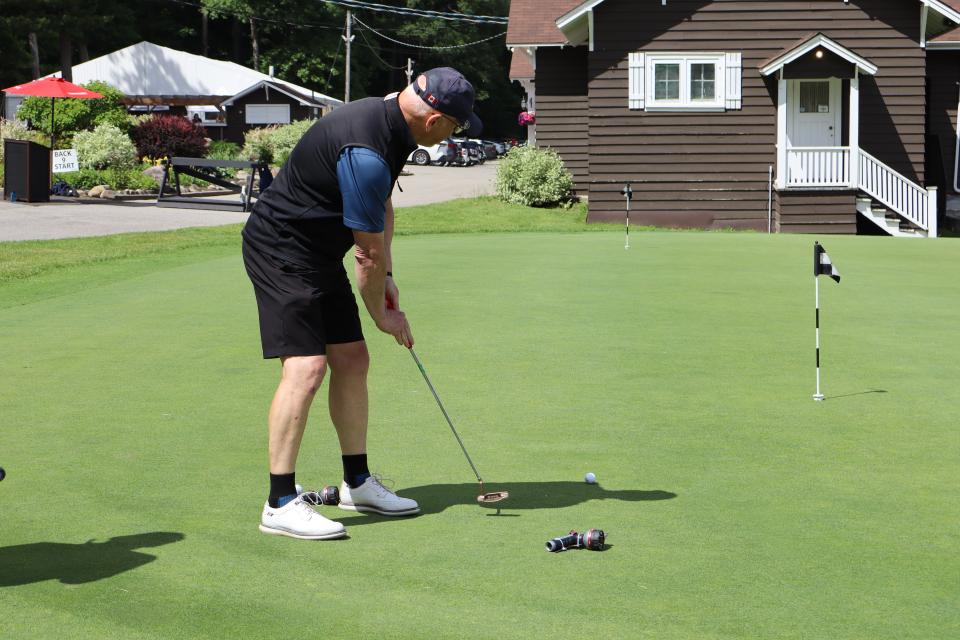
355,250,388,327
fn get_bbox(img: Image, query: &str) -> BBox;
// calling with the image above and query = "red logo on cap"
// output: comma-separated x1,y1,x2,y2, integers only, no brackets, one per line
424,92,437,105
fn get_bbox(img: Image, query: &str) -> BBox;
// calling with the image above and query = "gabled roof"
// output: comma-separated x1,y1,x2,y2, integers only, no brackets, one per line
220,79,325,107
506,0,581,46
930,24,960,41
549,0,960,48
926,0,960,23
760,33,878,77
49,41,341,106
927,24,960,49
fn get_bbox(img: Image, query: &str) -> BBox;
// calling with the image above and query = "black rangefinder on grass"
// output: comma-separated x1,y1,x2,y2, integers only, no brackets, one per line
545,528,605,552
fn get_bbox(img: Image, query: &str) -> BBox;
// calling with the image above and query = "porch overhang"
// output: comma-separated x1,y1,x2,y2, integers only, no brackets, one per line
556,0,604,48
923,0,960,24
760,33,878,77
926,25,960,49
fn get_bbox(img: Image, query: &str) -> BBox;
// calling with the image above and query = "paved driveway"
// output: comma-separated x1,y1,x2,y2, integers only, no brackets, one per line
0,161,498,242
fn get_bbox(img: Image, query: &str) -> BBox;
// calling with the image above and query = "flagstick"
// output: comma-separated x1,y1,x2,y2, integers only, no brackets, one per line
813,274,824,401
622,182,632,250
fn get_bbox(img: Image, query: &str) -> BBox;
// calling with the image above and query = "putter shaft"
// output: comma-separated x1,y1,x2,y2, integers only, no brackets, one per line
409,348,483,485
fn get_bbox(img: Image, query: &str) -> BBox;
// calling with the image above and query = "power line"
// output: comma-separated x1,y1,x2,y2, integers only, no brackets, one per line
355,27,408,69
324,26,345,94
157,0,412,32
354,16,506,50
315,0,508,24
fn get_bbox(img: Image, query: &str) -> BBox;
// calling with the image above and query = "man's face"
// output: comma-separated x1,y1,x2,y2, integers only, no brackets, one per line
418,112,459,146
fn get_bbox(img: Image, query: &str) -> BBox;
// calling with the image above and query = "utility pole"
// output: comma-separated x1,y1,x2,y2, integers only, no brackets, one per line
405,58,414,86
343,10,355,103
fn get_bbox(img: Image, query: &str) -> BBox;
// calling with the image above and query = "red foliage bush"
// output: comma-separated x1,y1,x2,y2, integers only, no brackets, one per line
131,115,208,160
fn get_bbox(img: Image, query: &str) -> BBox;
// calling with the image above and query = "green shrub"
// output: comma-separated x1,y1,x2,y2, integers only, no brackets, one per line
241,125,280,164
0,118,49,162
16,81,130,143
205,140,243,180
59,166,158,191
271,119,314,166
207,140,241,161
241,119,315,166
495,146,574,207
73,123,138,170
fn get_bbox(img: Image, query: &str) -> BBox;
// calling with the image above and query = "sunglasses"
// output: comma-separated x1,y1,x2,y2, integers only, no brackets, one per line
439,113,469,135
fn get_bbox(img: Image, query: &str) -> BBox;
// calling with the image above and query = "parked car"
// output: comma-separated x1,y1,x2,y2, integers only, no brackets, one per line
454,138,484,165
464,139,493,162
407,143,449,166
444,138,474,166
489,140,508,156
477,140,498,160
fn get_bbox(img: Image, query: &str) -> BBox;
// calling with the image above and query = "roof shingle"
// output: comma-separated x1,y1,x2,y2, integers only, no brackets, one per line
506,0,583,46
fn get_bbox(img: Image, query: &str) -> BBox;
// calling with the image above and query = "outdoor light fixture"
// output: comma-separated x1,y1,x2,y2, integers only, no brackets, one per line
816,50,824,58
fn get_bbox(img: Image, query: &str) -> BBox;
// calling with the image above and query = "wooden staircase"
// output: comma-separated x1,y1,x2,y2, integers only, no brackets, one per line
856,197,927,237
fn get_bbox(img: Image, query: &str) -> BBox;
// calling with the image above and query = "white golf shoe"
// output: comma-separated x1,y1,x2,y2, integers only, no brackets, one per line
259,497,347,540
339,476,420,516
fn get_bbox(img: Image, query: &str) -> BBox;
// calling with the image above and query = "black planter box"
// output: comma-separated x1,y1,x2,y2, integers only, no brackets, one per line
3,139,50,202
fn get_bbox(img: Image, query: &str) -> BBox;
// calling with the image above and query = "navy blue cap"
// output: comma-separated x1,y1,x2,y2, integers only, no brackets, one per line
414,67,482,136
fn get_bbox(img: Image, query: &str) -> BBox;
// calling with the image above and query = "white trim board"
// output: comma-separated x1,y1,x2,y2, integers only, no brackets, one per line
760,33,878,77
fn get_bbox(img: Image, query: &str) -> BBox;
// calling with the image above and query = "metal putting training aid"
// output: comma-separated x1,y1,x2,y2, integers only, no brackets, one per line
409,348,509,505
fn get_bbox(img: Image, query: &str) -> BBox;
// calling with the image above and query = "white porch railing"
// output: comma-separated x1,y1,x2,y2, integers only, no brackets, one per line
858,150,935,235
786,147,850,188
783,147,938,236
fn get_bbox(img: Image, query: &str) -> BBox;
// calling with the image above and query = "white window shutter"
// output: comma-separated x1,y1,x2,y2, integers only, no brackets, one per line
628,52,645,110
725,52,742,110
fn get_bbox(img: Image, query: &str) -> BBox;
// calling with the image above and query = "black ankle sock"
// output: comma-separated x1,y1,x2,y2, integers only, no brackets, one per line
342,454,370,489
268,472,297,508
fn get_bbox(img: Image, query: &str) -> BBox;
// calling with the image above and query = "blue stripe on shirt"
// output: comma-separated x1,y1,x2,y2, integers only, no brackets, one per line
337,147,392,233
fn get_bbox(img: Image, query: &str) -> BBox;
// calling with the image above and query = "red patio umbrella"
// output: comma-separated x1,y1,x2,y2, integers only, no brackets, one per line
2,77,104,149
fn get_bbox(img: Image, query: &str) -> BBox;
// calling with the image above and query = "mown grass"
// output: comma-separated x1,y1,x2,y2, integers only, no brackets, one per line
0,229,957,639
0,197,607,285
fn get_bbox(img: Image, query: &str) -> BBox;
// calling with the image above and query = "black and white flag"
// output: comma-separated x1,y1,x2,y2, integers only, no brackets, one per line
814,242,841,283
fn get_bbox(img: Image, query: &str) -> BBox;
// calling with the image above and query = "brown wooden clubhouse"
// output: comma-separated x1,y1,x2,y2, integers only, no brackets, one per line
507,0,960,237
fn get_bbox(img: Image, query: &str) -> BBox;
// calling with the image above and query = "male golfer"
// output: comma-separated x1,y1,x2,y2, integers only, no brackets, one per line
242,68,481,540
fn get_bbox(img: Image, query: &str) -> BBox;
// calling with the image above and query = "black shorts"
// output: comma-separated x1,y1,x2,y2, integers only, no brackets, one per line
242,241,364,359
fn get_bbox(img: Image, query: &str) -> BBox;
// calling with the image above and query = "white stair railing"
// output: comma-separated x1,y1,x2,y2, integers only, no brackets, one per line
858,150,937,236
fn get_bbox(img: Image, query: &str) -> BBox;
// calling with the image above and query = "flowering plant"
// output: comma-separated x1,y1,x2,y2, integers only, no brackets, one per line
517,111,536,126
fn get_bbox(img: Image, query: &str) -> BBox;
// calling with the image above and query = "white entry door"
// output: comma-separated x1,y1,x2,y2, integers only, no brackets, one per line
789,79,841,147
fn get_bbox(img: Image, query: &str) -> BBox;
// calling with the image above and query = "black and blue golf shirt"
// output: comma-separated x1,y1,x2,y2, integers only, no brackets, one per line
242,95,417,267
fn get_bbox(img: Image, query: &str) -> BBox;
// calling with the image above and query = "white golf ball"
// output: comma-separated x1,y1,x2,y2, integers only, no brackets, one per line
584,472,597,484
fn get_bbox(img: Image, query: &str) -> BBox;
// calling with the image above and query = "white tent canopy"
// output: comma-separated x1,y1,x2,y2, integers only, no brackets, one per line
49,41,341,107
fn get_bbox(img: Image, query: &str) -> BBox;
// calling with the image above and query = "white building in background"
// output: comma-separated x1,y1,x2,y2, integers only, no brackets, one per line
3,41,342,142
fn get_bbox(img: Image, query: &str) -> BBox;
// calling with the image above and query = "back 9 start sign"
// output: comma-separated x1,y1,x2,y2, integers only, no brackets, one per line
53,149,78,173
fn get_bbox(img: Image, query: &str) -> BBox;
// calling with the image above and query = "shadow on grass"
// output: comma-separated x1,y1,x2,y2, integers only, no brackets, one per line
0,532,185,587
824,389,888,400
336,482,676,527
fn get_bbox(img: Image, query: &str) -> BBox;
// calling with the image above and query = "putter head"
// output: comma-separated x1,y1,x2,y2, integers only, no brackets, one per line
477,491,509,504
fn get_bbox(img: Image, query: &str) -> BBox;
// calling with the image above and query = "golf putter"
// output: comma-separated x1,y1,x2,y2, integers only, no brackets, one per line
409,348,509,505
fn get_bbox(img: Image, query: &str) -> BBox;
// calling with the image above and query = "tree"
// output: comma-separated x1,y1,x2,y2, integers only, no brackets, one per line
16,81,130,143
350,1,521,137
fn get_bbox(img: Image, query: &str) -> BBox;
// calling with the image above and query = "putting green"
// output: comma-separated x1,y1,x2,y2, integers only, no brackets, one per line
0,231,957,639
